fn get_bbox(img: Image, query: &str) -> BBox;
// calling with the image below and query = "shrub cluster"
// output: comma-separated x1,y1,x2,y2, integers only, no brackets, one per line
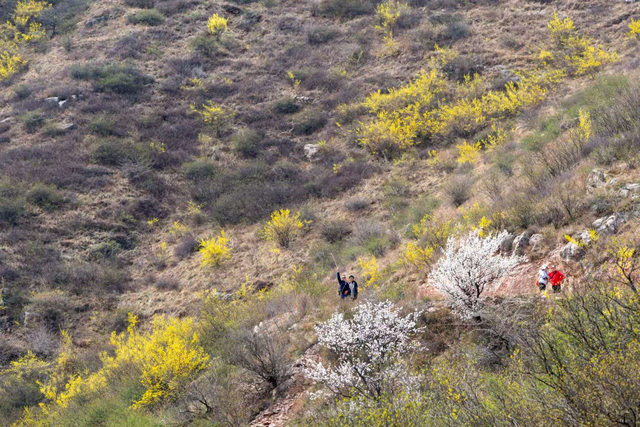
70,62,153,94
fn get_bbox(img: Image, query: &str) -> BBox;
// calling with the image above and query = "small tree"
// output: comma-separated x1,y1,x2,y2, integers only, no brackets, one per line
207,14,227,39
306,301,422,399
261,209,308,249
190,101,235,137
428,230,526,320
199,231,231,267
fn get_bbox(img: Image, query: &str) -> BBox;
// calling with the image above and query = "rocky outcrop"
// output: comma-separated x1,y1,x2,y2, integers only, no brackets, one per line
593,213,628,236
620,183,640,198
499,233,515,253
586,169,607,191
561,242,583,261
304,144,320,161
512,231,533,255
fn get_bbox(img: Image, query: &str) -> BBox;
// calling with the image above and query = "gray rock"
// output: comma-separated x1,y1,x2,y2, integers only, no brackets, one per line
45,96,59,105
58,99,68,108
86,14,110,27
499,233,515,253
593,213,628,236
620,183,640,198
561,242,583,261
586,169,606,191
512,231,532,255
59,122,76,131
304,143,320,161
293,95,314,104
529,233,544,250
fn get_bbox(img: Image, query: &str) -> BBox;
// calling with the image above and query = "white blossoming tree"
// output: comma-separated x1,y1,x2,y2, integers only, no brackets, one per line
306,300,422,399
428,230,526,320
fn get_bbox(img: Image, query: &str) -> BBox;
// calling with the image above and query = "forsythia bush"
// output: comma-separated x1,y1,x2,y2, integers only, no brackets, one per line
358,256,381,287
190,101,235,136
402,242,434,270
456,141,481,164
356,14,613,157
16,315,209,425
402,214,458,272
42,314,208,411
569,108,592,146
357,53,551,155
0,42,24,80
0,0,50,81
199,231,231,267
374,0,409,33
542,12,618,76
207,13,227,39
628,19,640,39
261,209,309,248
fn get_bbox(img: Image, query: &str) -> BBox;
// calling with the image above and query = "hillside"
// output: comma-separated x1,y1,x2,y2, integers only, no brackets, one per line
1,0,640,425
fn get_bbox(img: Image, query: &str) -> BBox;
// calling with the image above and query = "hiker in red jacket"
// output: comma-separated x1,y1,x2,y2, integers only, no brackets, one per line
548,269,565,293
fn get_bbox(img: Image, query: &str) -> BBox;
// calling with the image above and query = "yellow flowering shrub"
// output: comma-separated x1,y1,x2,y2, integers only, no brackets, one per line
199,230,231,267
354,14,614,157
261,209,309,248
628,19,640,39
402,241,434,270
480,124,508,151
190,101,235,136
13,0,51,26
456,141,482,164
357,56,549,155
362,68,445,114
374,0,409,33
169,221,189,236
0,42,24,80
543,13,618,76
207,13,227,39
0,0,50,81
37,314,209,413
569,108,592,146
456,73,485,100
359,256,381,287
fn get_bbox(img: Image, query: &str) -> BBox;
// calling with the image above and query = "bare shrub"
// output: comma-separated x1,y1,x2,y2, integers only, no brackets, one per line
25,326,59,357
174,234,199,259
345,197,369,212
154,276,181,291
444,175,474,207
321,220,352,243
227,328,292,391
25,291,71,332
180,366,253,426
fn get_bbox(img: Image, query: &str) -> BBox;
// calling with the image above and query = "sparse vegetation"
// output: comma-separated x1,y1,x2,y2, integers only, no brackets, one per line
127,9,164,26
2,1,640,426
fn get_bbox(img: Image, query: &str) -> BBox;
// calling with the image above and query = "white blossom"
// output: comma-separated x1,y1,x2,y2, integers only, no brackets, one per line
305,300,422,399
428,230,526,320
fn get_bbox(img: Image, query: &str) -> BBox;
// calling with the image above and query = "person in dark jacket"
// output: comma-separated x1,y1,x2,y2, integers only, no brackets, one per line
337,272,350,299
348,275,358,300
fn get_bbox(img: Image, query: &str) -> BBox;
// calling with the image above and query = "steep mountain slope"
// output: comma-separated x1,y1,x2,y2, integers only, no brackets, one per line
1,0,640,425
